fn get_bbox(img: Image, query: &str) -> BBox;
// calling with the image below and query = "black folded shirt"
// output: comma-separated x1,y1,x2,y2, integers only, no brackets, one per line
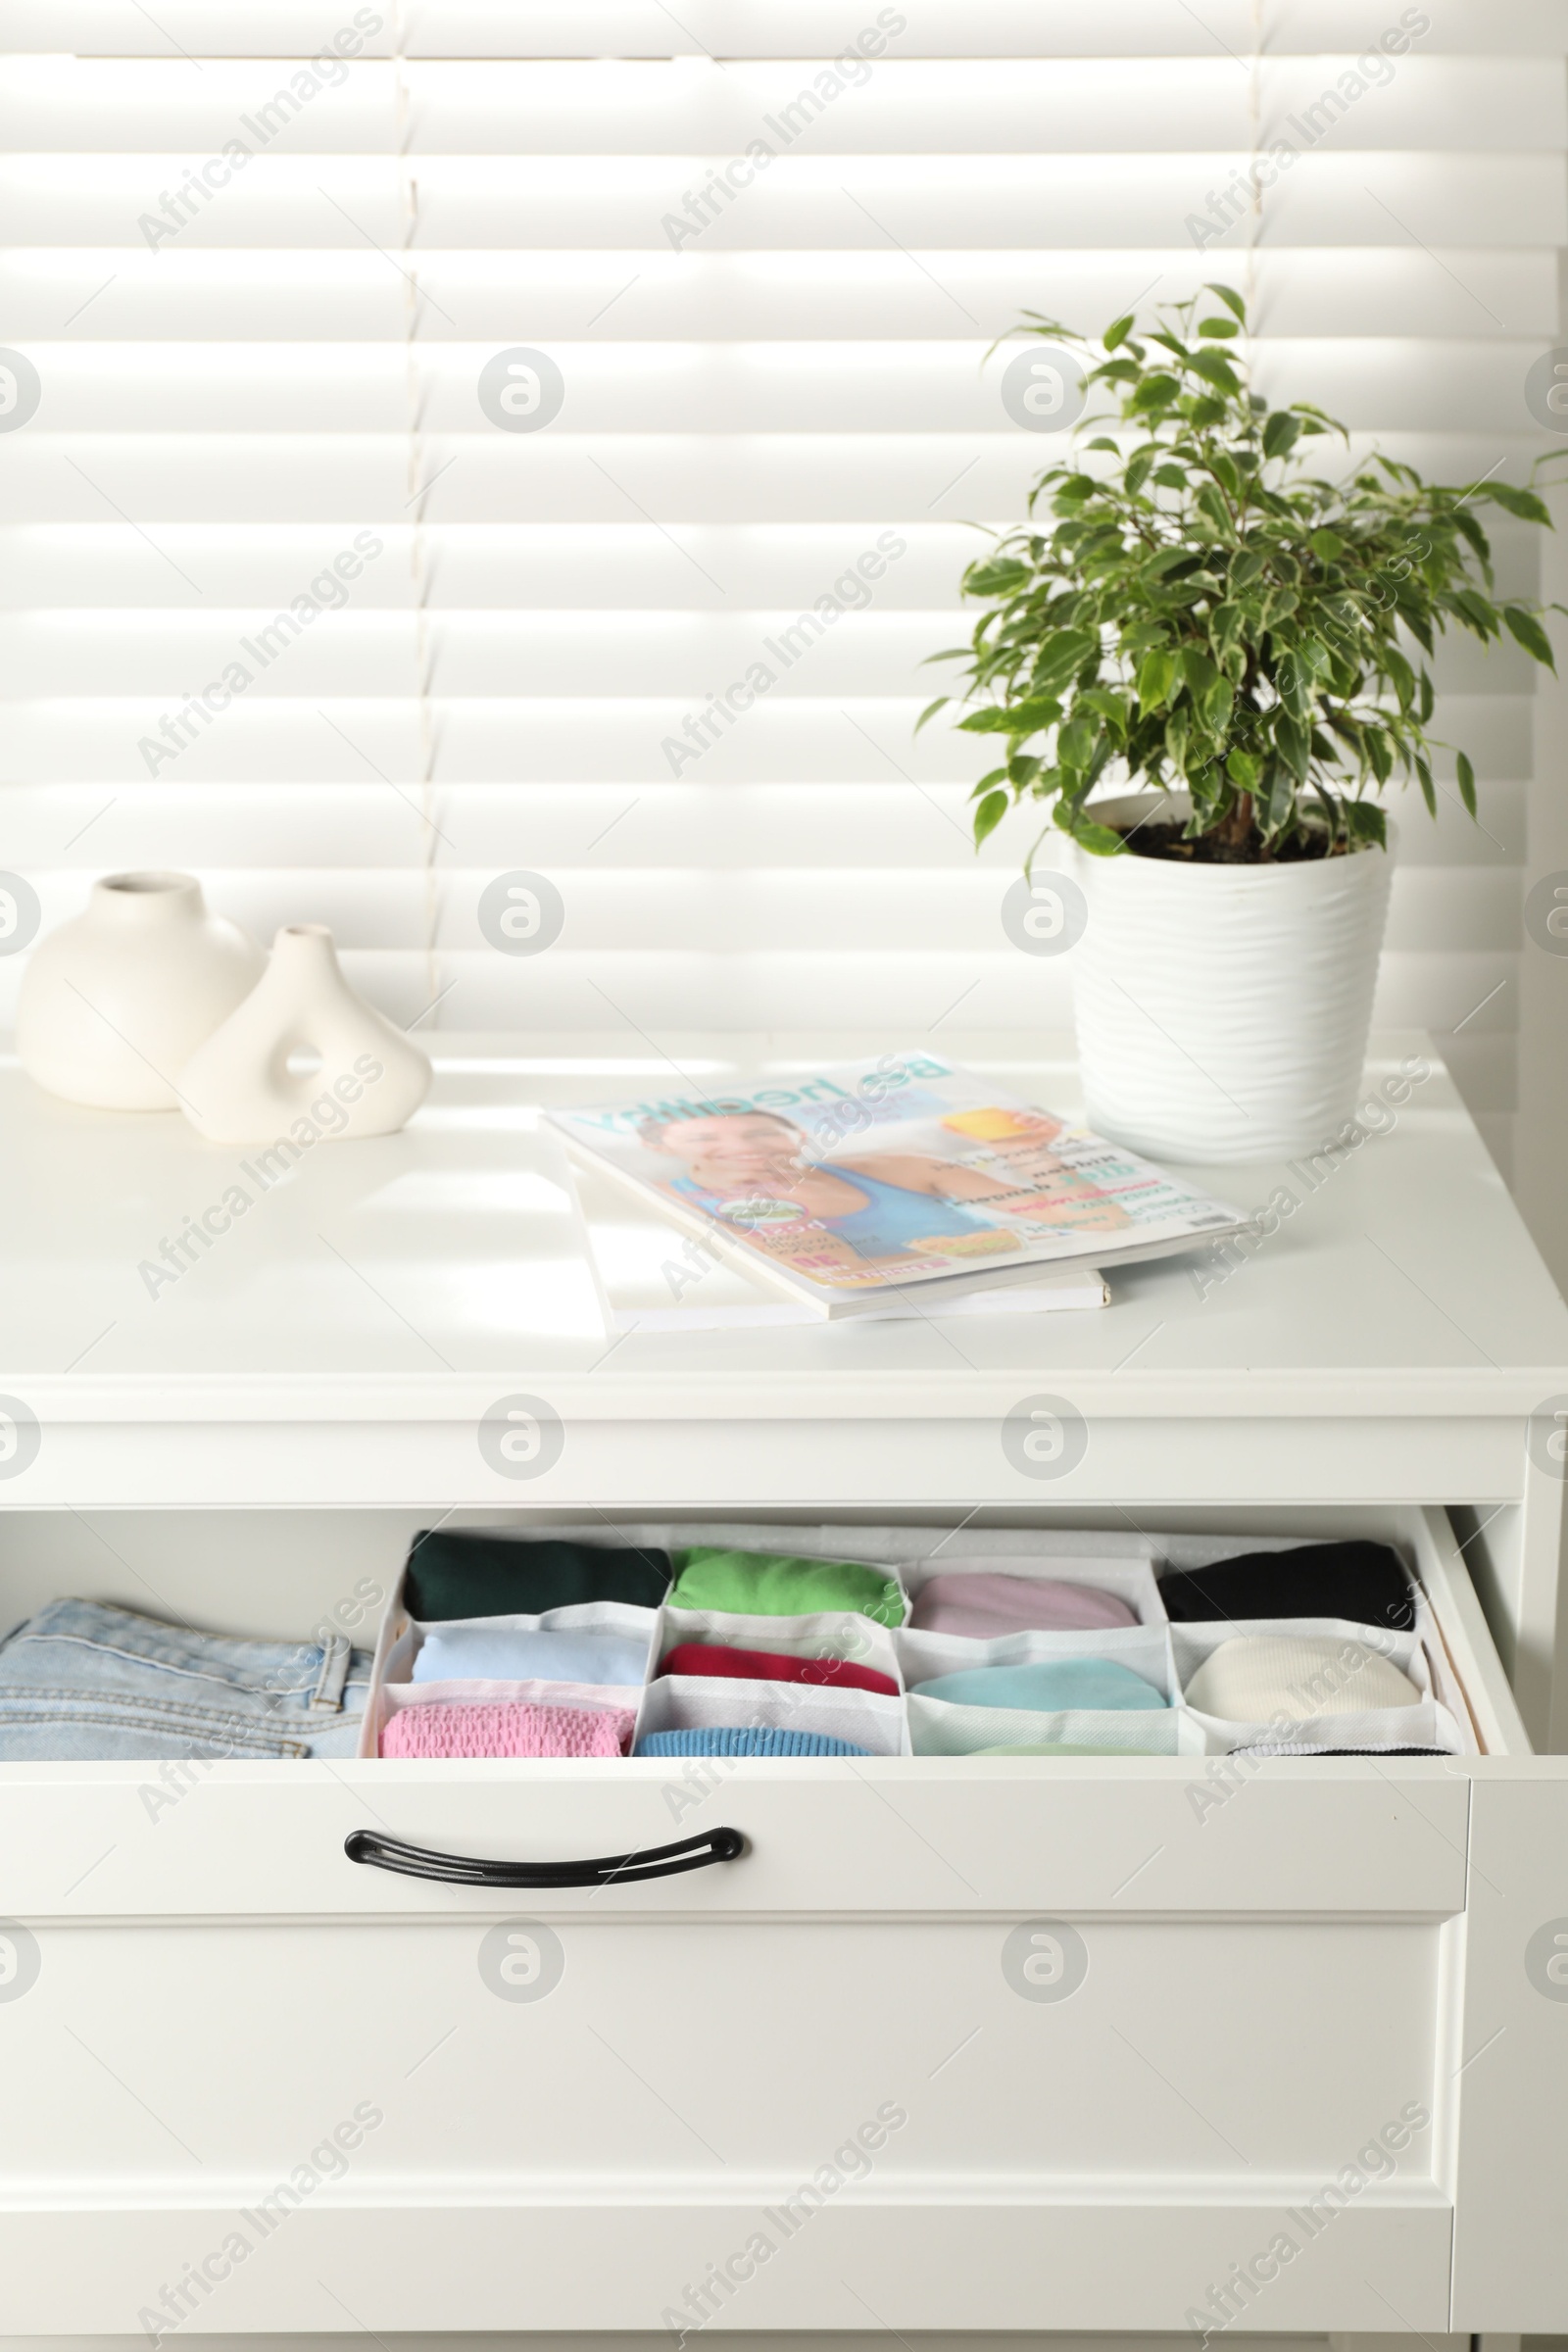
404,1532,673,1622
1156,1540,1415,1633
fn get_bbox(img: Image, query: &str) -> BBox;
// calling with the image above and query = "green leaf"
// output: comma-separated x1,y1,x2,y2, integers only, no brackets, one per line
1308,528,1344,562
1125,450,1155,496
1030,625,1099,686
1057,715,1096,769
1199,318,1241,339
1483,480,1553,527
913,696,950,735
1503,605,1557,670
1195,483,1233,538
1204,283,1248,324
1128,371,1182,412
1187,349,1243,397
1414,755,1437,817
1226,749,1259,789
956,695,1062,735
1136,647,1179,710
965,559,1031,595
1277,710,1311,781
1262,411,1300,462
1180,645,1220,696
1152,464,1187,489
1345,801,1388,849
1456,750,1477,816
1078,685,1130,734
972,791,1008,846
1102,313,1136,352
1055,806,1127,856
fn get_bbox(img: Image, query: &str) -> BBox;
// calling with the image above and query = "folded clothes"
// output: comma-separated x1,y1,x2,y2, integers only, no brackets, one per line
404,1533,671,1621
380,1699,633,1758
1157,1541,1415,1632
414,1621,649,1687
635,1727,869,1757
911,1658,1166,1712
0,1597,372,1761
1183,1633,1421,1721
659,1641,898,1696
669,1546,904,1625
909,1571,1136,1638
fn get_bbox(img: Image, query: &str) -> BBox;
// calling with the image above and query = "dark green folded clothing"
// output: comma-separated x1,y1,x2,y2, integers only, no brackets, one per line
669,1545,906,1626
404,1533,672,1621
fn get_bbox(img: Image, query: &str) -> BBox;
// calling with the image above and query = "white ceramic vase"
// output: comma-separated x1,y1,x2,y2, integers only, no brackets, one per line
179,924,431,1145
17,871,265,1111
1069,793,1395,1163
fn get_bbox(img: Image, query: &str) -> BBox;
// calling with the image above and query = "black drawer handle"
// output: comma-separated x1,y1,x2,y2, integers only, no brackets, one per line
344,1825,746,1889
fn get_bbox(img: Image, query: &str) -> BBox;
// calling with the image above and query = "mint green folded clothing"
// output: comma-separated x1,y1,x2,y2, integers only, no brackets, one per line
669,1546,906,1626
973,1741,1154,1756
911,1658,1165,1711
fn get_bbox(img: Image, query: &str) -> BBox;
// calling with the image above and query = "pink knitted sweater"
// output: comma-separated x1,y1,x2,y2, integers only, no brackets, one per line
380,1700,633,1758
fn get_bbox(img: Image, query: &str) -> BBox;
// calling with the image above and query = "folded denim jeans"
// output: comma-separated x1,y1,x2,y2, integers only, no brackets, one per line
0,1598,374,1761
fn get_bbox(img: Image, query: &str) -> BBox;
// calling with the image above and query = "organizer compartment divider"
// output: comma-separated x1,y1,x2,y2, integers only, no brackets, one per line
896,1621,1177,1702
657,1604,904,1684
634,1673,909,1756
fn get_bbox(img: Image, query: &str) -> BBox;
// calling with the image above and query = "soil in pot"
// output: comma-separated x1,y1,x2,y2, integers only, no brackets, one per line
1117,818,1351,866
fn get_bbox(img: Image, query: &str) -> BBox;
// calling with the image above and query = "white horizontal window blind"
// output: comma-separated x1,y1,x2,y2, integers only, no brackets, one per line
0,0,1562,1174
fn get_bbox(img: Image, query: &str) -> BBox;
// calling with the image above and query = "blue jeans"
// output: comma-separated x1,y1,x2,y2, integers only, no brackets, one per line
0,1599,373,1760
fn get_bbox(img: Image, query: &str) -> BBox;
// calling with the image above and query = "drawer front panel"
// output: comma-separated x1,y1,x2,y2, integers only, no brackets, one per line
0,1764,1470,1920
0,2207,1455,2337
0,1914,1452,2334
4,1919,1444,2189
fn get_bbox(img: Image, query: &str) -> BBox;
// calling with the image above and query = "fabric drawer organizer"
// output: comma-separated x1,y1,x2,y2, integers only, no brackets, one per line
359,1522,1479,1761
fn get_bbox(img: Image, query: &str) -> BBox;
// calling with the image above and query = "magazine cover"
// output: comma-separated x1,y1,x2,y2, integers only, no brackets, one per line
544,1052,1248,1321
567,1157,1110,1331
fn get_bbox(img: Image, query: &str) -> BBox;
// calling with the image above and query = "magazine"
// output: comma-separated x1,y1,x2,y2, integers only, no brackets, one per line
567,1158,1110,1331
544,1051,1248,1322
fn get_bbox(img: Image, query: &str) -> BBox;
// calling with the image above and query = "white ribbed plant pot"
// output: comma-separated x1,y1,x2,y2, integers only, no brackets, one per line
1070,793,1395,1163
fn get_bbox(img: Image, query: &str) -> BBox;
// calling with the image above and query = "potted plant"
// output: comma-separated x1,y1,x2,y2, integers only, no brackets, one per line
920,285,1560,1161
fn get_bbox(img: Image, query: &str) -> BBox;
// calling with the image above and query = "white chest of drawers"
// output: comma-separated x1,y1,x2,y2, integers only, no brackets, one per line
2,1031,1567,2340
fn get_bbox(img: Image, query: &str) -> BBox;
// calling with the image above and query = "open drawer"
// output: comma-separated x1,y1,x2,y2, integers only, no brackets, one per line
0,1500,1561,2336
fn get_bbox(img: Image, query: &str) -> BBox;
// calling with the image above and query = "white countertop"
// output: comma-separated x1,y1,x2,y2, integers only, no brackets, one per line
4,1030,1566,1426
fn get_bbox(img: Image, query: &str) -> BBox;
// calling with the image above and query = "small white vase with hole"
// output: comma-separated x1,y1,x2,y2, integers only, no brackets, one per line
1069,792,1395,1163
178,924,431,1145
17,870,265,1111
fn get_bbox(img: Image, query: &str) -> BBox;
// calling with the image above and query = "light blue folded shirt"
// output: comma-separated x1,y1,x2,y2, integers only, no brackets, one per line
414,1623,649,1688
911,1658,1166,1712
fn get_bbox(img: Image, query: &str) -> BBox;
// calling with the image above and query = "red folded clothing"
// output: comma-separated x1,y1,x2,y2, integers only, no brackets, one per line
659,1641,898,1696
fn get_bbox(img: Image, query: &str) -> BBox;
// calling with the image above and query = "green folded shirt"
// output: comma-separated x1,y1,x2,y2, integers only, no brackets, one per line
404,1533,672,1622
669,1546,906,1626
